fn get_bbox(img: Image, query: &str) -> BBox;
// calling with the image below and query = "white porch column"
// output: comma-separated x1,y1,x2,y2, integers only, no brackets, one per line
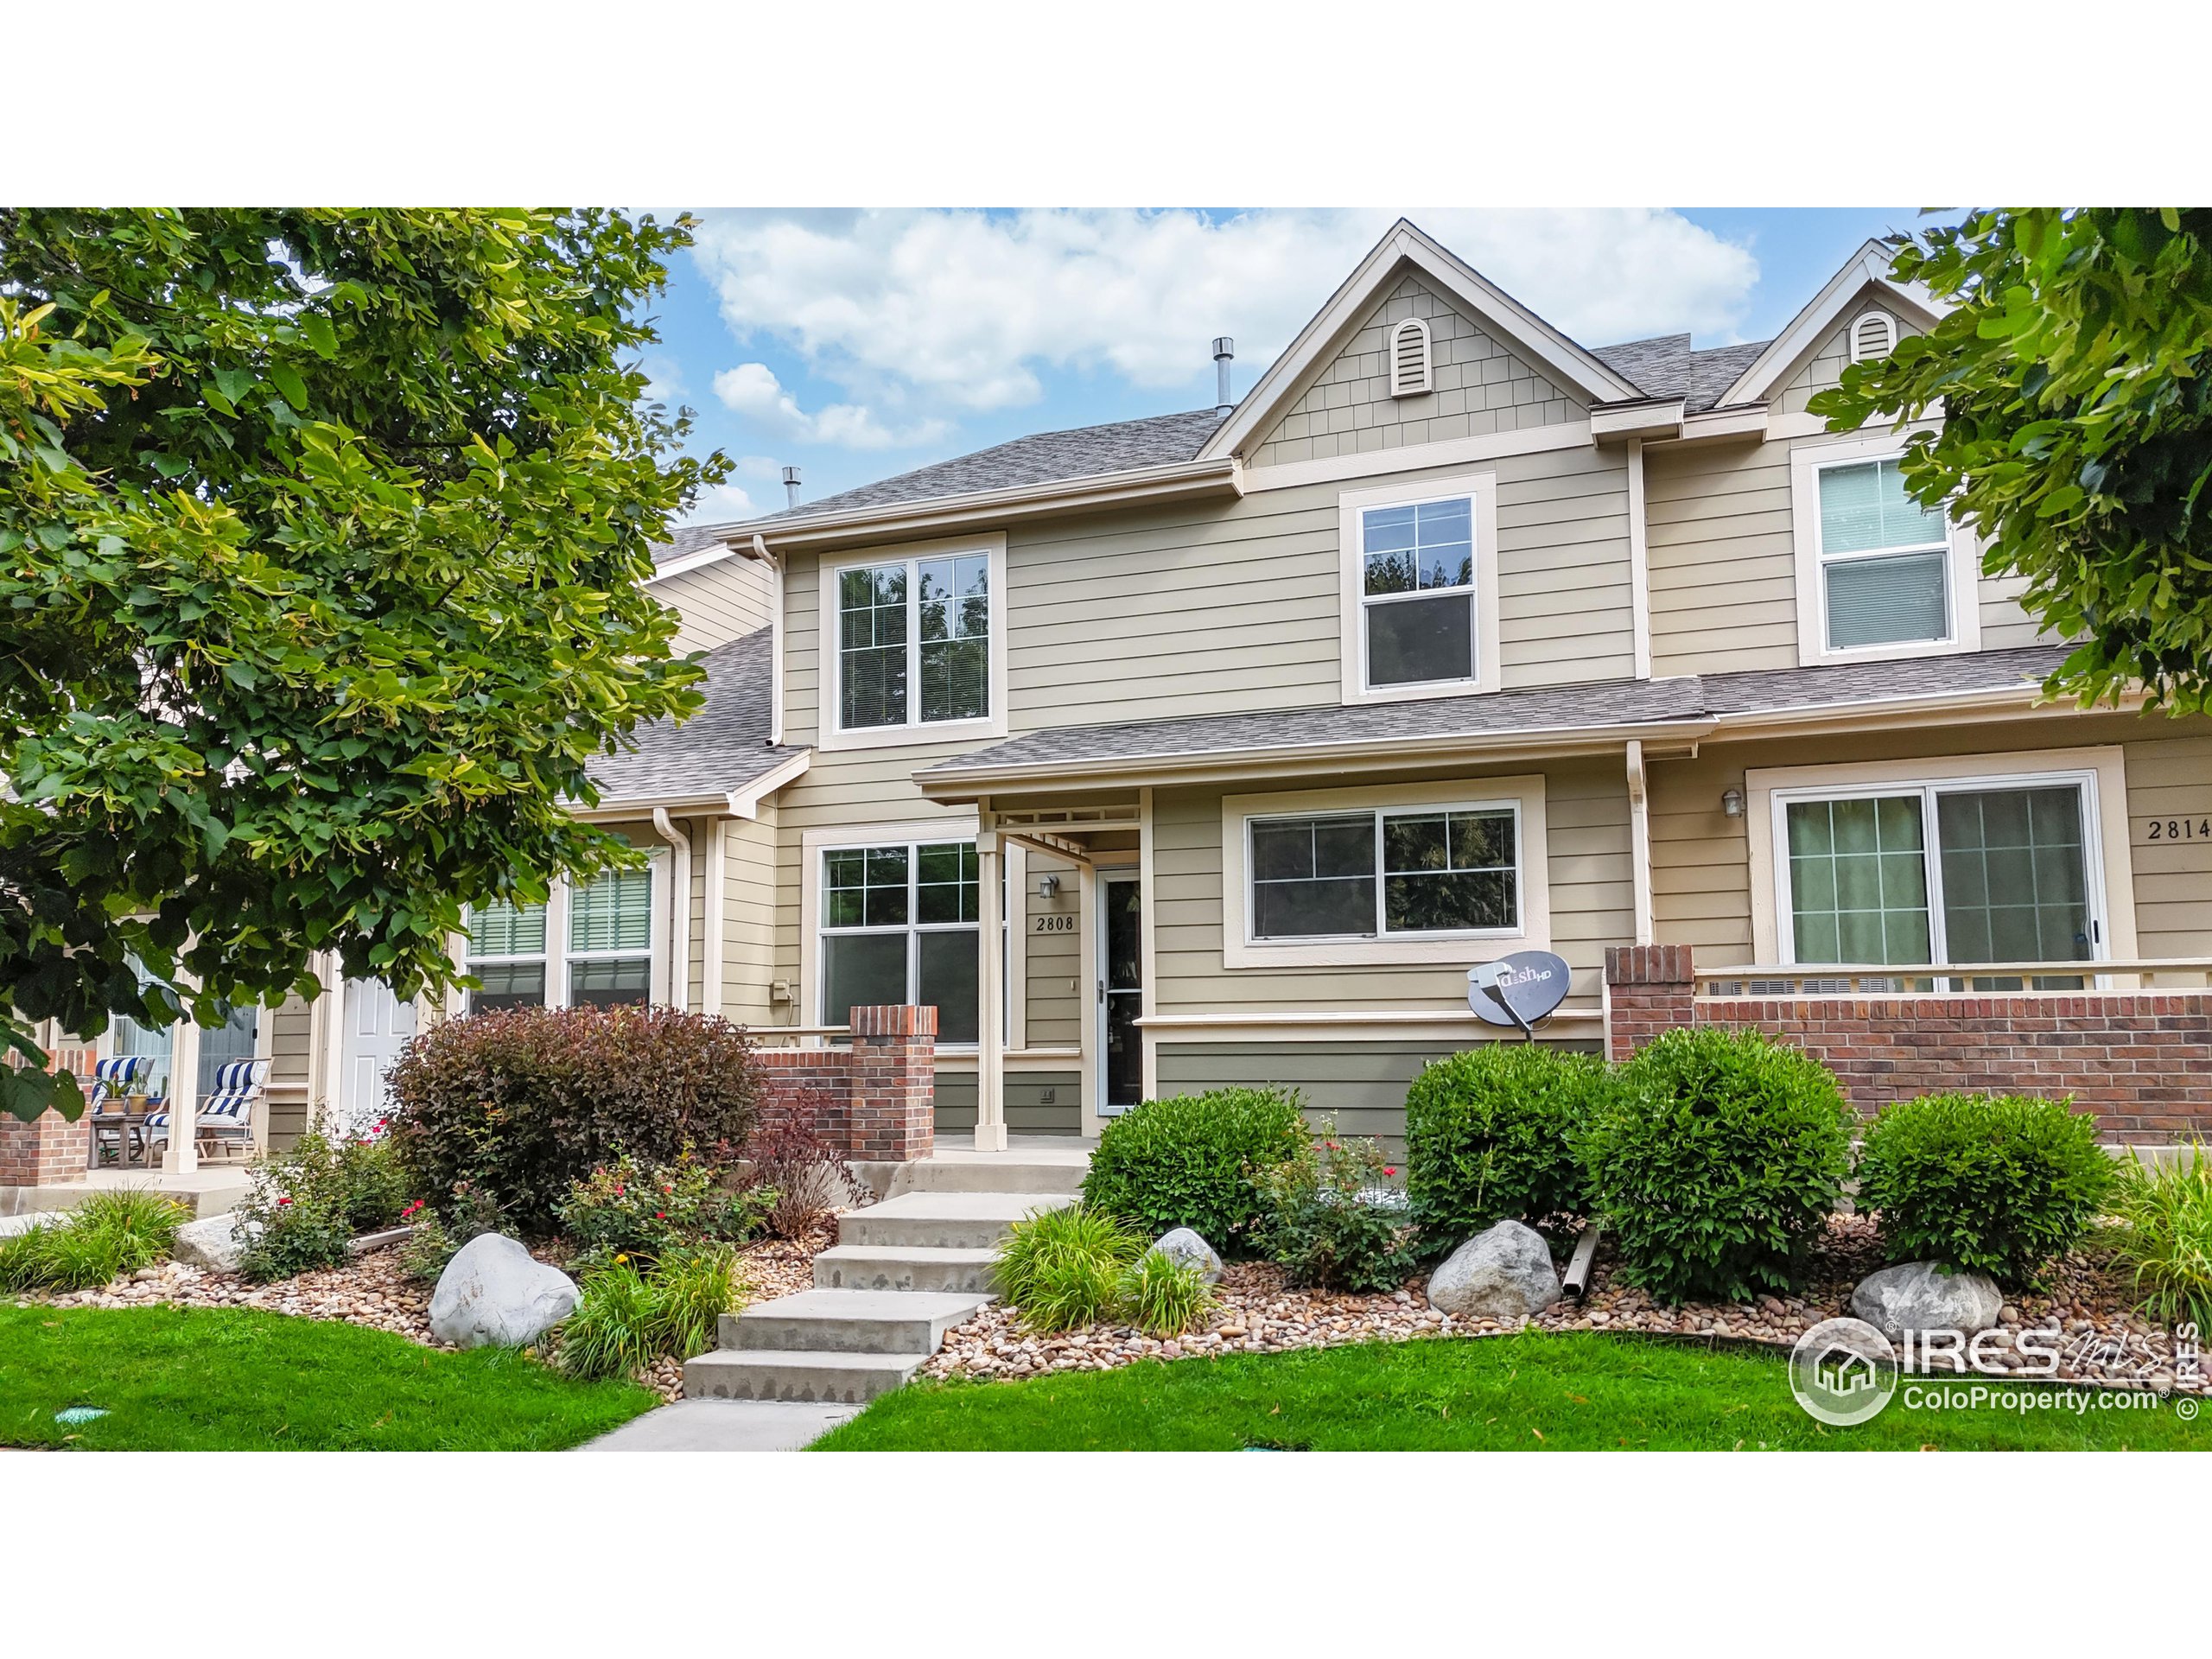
1626,740,1655,947
974,826,1007,1151
162,991,204,1174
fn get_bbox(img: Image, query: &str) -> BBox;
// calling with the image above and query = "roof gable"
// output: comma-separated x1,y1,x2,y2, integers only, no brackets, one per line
1712,239,1945,410
1200,219,1645,462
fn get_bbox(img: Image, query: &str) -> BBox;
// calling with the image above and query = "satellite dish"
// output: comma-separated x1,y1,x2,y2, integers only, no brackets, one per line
1467,950,1573,1038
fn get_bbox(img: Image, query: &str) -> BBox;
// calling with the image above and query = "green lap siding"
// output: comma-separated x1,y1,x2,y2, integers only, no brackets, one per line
930,1071,1083,1137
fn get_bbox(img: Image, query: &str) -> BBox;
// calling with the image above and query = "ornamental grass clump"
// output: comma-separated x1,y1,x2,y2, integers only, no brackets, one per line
0,1187,189,1292
1118,1249,1216,1340
556,1244,745,1381
995,1205,1142,1332
1854,1092,2115,1287
2108,1146,2212,1334
1581,1027,1853,1304
1403,1044,1611,1249
1081,1085,1306,1252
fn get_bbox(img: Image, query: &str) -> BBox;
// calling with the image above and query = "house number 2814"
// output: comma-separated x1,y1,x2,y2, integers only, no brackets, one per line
2144,818,2212,840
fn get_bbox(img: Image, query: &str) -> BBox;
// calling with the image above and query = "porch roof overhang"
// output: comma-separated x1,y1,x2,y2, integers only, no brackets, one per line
914,645,2085,799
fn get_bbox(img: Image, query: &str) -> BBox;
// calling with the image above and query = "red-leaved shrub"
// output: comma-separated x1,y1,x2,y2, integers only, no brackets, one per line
384,1004,761,1231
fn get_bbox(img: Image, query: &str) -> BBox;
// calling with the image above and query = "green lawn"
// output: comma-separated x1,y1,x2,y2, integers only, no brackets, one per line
0,1302,658,1451
813,1332,2209,1452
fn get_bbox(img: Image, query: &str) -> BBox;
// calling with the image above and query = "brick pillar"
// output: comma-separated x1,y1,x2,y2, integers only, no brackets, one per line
0,1046,95,1186
844,1004,937,1162
1604,944,1697,1061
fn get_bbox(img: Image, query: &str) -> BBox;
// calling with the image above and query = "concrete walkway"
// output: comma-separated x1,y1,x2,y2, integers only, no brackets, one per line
578,1398,861,1452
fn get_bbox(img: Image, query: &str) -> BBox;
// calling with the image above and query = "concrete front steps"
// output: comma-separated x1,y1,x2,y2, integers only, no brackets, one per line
683,1151,1086,1405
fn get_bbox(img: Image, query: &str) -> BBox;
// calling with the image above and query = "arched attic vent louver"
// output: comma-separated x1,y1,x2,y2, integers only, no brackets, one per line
1389,316,1433,397
1849,308,1898,363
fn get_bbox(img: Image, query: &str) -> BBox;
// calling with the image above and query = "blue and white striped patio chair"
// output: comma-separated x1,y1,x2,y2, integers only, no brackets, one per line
144,1058,268,1162
86,1055,149,1164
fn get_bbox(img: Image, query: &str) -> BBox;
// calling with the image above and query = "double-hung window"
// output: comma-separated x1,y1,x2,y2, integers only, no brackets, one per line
1338,473,1499,702
1793,436,1974,664
830,542,998,738
819,841,982,1043
1777,775,2103,988
465,866,658,1013
1249,804,1519,940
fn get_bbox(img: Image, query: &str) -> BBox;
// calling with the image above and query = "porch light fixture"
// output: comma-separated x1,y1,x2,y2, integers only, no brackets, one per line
1720,786,1745,819
1038,873,1061,898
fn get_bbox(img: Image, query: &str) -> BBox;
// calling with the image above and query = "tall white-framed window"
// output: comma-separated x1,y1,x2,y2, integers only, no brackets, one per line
816,533,1008,752
1747,749,2142,990
463,860,665,1013
1221,776,1551,968
817,839,982,1044
1337,471,1502,703
1790,431,1980,665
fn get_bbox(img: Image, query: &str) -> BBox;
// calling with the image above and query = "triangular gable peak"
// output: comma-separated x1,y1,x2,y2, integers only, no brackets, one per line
1714,238,1947,412
1200,218,1645,464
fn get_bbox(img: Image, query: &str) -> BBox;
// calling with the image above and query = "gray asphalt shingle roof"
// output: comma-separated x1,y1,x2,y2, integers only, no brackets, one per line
1592,334,1775,413
918,647,2070,779
586,626,804,803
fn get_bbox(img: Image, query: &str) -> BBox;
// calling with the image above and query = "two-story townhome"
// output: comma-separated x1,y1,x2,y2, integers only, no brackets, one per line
63,218,2210,1178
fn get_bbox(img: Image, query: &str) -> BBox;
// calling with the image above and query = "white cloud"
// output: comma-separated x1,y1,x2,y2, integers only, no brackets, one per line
687,208,1761,420
711,360,949,450
687,481,759,524
733,454,785,481
634,353,686,404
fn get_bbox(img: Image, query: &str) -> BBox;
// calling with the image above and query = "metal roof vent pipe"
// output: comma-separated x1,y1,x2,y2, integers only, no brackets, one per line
1212,337,1234,416
781,465,801,509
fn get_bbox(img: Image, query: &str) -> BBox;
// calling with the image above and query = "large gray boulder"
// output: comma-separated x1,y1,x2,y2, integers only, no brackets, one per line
172,1211,255,1273
1427,1220,1561,1322
1851,1261,2003,1342
1151,1227,1224,1285
429,1233,579,1350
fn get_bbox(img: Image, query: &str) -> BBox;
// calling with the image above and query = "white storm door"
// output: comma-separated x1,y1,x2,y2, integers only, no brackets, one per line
338,978,417,1130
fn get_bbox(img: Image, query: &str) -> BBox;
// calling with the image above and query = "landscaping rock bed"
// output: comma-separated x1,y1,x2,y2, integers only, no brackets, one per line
918,1214,2208,1395
31,1223,840,1407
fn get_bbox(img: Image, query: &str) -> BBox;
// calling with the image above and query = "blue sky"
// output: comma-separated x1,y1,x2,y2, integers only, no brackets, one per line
642,207,1923,524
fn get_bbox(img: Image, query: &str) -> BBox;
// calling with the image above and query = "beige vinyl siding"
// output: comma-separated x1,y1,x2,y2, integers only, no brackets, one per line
1646,711,2212,968
720,808,781,1030
1157,1039,1599,1151
1773,303,1925,416
1023,851,1081,1048
1250,273,1586,469
1151,758,1630,1017
1977,567,2058,650
1644,436,1799,676
267,994,316,1148
657,559,772,656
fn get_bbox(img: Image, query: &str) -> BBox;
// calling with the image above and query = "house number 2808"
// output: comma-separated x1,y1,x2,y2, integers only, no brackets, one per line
2144,818,2212,840
1033,915,1077,932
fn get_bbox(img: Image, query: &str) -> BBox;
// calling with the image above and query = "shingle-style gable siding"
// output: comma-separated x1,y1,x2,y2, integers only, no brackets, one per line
1249,275,1587,469
1772,301,1924,416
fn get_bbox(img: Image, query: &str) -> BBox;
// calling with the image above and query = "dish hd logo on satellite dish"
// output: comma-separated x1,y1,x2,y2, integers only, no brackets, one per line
1467,950,1572,1038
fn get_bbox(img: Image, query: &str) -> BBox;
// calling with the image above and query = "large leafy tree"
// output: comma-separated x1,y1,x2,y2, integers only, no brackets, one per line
1814,208,2212,715
0,210,727,1119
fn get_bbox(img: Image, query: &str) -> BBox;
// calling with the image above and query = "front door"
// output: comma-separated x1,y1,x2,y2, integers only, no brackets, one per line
1098,872,1143,1115
339,978,416,1132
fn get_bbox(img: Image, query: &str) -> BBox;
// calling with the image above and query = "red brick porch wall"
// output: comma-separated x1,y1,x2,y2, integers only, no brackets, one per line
753,1004,936,1162
1604,945,2212,1144
0,1044,97,1187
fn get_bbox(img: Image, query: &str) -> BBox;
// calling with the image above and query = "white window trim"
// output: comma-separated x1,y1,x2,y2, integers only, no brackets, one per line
1221,775,1550,968
463,853,669,1010
1745,747,2139,969
1338,470,1502,705
815,531,1009,753
1790,429,1981,667
799,816,982,1041
1389,316,1433,397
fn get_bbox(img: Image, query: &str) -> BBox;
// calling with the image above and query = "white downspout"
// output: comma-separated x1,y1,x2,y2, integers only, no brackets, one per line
652,810,693,1013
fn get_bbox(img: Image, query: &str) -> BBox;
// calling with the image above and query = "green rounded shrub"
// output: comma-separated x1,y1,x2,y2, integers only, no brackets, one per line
1080,1086,1307,1252
1856,1092,2114,1286
1581,1027,1853,1304
1403,1044,1610,1247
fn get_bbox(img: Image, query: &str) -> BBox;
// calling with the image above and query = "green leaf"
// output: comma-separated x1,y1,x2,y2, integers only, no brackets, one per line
300,313,339,359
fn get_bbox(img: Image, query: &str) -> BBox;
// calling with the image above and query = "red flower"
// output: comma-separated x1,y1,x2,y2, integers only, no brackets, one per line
654,1211,666,1220
276,1196,293,1207
1325,1141,1340,1152
1383,1166,1397,1177
613,1184,624,1196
